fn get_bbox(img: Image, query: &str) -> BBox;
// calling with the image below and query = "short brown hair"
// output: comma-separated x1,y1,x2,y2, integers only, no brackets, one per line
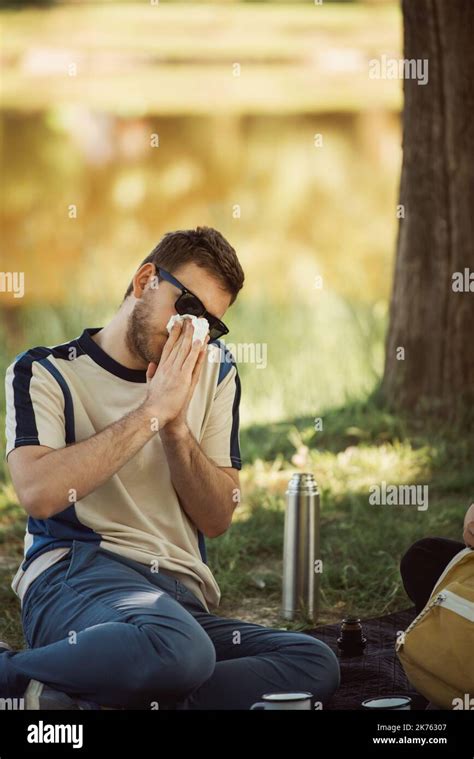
123,226,244,305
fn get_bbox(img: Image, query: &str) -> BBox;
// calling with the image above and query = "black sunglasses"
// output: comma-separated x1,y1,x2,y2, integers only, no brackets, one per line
156,267,229,341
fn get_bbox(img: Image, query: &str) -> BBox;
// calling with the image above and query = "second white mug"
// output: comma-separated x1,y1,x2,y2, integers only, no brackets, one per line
250,692,313,710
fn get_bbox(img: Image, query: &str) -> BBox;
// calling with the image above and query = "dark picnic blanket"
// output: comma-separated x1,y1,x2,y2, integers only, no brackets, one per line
308,607,430,710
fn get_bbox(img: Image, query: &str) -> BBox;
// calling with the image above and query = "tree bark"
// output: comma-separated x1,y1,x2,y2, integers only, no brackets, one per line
382,0,474,419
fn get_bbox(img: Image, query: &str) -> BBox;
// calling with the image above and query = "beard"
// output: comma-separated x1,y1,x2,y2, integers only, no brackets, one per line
125,296,162,366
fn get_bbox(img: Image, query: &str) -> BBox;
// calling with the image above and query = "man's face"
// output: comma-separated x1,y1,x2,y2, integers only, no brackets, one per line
125,261,232,366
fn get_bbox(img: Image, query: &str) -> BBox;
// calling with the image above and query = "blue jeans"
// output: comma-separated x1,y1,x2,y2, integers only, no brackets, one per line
1,540,340,709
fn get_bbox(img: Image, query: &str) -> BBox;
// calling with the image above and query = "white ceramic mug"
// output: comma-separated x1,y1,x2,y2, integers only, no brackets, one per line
361,696,412,710
250,692,313,710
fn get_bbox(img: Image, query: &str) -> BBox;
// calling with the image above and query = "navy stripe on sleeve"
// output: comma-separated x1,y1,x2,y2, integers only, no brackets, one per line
230,371,241,469
11,340,85,449
12,347,51,448
214,341,242,470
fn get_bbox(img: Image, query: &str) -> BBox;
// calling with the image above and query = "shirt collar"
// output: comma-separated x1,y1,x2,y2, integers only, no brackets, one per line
76,328,147,383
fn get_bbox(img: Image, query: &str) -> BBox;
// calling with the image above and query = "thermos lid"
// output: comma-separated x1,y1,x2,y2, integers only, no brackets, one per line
286,472,319,495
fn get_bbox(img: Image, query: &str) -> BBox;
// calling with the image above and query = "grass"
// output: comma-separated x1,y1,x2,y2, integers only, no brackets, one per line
1,392,472,647
205,397,473,627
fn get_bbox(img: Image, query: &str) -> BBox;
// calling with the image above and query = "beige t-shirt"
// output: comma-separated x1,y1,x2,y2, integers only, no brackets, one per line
4,327,242,612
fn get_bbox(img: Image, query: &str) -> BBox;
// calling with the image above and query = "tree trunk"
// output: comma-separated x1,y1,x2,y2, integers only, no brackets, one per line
382,0,474,420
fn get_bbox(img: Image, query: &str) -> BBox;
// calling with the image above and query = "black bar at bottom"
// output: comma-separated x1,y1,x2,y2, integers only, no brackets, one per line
0,709,472,757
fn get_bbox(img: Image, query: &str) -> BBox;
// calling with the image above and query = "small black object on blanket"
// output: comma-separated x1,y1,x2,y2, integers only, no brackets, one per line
308,607,429,710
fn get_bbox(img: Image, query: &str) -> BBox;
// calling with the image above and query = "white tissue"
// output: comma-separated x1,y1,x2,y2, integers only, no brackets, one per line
166,313,210,344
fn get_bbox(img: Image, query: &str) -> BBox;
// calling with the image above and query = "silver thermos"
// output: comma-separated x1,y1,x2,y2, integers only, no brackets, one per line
282,472,321,624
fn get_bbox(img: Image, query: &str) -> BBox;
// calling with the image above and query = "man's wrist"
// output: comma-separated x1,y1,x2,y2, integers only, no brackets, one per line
159,420,189,442
139,401,167,433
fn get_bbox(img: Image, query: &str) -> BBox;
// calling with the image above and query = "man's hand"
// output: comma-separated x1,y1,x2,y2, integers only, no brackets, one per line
160,339,209,438
463,502,474,548
144,319,210,433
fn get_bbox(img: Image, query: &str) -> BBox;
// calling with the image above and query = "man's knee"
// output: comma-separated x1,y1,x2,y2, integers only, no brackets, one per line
129,623,216,704
170,633,216,695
